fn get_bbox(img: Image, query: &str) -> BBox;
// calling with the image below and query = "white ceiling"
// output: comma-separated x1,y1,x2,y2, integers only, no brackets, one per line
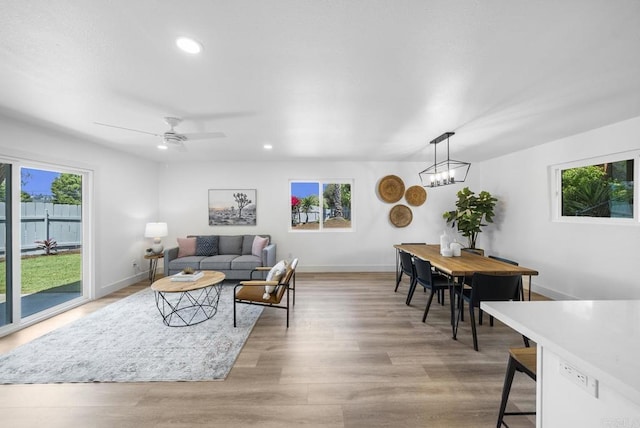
1,0,639,163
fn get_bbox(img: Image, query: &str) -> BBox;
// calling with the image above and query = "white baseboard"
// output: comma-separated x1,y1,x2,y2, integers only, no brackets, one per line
530,283,576,301
296,265,395,273
95,272,148,298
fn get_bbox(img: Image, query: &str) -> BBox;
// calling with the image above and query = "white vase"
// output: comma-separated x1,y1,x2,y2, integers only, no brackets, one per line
440,232,451,256
450,242,463,257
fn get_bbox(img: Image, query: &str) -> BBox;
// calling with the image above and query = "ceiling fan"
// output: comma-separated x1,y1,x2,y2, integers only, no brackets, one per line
94,116,226,151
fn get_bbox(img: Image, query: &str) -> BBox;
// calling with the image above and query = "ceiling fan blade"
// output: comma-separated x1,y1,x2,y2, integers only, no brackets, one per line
94,122,161,137
182,132,226,140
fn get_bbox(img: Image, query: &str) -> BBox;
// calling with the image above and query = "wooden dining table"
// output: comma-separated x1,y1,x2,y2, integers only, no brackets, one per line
394,244,539,339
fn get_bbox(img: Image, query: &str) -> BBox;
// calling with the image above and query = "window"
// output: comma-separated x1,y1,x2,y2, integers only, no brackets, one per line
290,180,352,231
551,151,638,223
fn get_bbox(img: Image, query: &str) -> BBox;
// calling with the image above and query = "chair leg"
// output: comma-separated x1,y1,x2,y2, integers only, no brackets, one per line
497,355,518,428
286,286,290,328
422,288,436,322
470,304,479,351
292,272,296,306
233,296,237,328
394,272,403,292
406,278,417,305
453,295,461,340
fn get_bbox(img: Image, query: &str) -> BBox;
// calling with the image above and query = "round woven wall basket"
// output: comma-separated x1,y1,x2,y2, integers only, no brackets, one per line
405,185,427,206
378,175,405,203
389,204,412,227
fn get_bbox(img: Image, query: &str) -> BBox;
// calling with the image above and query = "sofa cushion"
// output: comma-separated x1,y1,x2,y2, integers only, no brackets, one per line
241,235,256,255
251,235,269,257
196,235,219,256
231,255,262,271
177,237,196,257
200,254,237,271
168,255,205,272
218,235,243,255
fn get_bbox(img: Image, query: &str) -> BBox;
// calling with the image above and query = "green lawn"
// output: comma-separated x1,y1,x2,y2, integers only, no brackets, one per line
0,253,82,295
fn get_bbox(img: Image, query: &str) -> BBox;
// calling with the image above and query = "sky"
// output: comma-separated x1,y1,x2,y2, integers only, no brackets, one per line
21,168,60,196
291,182,319,198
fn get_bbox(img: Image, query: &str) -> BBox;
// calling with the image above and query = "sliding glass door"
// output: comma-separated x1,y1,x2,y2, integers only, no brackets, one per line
0,160,89,333
20,167,83,319
0,163,12,327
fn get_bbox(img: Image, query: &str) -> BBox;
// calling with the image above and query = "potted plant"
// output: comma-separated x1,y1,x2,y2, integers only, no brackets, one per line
442,187,497,249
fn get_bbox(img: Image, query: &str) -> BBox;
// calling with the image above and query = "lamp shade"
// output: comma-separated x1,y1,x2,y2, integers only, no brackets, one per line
144,222,168,238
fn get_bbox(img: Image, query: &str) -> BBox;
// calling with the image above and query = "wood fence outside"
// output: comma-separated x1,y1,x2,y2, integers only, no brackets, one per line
0,202,82,254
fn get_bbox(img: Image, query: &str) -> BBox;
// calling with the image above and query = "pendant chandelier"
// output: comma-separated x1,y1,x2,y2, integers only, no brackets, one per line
419,132,470,187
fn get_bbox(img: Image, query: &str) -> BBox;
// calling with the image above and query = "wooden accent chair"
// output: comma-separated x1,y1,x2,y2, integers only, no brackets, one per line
497,347,537,427
233,258,298,328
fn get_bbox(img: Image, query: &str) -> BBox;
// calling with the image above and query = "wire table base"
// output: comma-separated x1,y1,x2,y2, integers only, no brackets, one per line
153,282,223,327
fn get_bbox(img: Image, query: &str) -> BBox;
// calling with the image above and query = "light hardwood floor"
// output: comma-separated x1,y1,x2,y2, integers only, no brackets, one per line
0,272,539,427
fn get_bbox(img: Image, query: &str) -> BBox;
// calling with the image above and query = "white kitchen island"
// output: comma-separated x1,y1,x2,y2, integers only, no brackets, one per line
481,300,640,427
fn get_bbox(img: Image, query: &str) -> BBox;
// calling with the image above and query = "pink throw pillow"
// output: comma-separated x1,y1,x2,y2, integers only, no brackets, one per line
177,237,196,257
252,236,269,257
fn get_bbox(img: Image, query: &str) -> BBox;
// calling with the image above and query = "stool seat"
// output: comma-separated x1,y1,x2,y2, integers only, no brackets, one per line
510,347,537,377
497,347,537,427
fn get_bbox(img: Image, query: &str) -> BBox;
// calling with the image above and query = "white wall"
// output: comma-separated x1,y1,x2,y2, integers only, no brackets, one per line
474,116,640,299
6,112,637,301
0,115,158,297
158,160,462,272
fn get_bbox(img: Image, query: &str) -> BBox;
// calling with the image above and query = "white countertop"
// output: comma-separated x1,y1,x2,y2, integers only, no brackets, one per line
481,300,640,406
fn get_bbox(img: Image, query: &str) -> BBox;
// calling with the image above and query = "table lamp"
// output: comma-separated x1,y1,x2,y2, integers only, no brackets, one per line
145,222,168,254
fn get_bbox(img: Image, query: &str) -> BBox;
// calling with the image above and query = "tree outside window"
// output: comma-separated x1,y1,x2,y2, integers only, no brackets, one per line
561,159,633,218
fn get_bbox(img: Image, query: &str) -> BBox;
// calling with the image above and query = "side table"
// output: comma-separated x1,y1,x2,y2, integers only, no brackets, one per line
144,253,164,283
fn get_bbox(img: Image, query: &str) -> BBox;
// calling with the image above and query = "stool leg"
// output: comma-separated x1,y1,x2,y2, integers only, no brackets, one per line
497,355,517,427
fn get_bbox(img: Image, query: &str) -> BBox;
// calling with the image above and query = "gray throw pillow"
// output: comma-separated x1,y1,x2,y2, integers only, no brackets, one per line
196,236,218,256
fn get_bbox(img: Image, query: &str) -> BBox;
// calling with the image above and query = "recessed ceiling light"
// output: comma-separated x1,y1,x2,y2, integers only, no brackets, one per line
157,143,169,150
263,144,273,150
176,37,203,54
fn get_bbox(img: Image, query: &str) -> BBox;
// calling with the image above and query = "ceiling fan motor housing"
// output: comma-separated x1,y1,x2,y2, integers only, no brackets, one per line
163,132,187,144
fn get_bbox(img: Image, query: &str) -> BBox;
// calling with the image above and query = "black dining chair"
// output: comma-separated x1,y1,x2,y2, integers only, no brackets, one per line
411,257,450,320
489,255,523,300
454,273,522,351
395,251,417,300
489,255,530,348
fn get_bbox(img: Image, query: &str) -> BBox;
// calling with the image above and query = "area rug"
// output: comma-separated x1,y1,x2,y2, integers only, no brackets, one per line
0,284,263,384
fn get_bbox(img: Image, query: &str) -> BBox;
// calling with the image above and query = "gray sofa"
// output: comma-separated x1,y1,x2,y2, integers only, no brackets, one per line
163,234,276,280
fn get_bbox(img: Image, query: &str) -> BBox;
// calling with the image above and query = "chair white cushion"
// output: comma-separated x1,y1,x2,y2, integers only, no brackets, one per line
263,260,287,299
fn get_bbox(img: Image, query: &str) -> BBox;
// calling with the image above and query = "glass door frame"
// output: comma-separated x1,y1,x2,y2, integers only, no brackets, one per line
0,157,93,335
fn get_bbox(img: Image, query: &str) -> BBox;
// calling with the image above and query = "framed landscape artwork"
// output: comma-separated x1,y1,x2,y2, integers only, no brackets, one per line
208,189,257,226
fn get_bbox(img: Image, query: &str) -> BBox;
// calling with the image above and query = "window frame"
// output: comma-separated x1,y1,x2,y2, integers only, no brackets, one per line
550,150,639,224
289,179,354,233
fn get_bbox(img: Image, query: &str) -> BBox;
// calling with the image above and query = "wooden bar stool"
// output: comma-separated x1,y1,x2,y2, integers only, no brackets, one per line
497,347,537,427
